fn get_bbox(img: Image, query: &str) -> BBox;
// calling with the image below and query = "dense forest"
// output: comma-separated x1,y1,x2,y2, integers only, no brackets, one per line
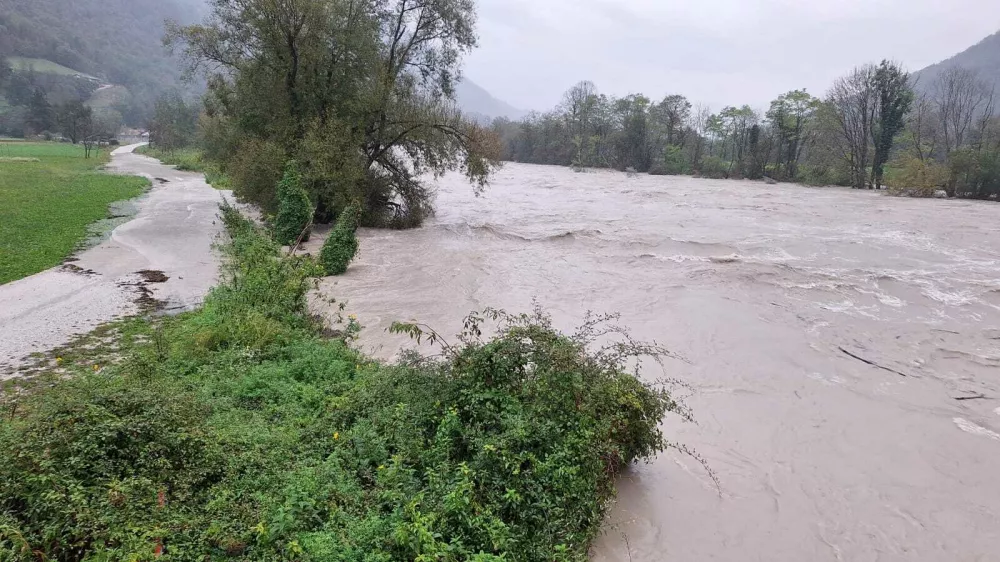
491,58,1000,199
0,0,204,136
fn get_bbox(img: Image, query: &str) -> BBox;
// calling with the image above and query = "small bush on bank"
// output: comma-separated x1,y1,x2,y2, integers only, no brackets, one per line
649,145,690,176
885,154,946,197
695,155,729,179
0,375,223,561
319,203,361,275
796,163,852,187
272,161,314,246
0,206,683,561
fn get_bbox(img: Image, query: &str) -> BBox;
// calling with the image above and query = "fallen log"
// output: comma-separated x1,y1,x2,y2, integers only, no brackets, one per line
953,394,988,401
838,346,909,377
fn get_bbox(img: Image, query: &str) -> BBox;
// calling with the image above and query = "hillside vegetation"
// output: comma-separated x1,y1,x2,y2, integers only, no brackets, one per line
7,57,99,80
913,31,1000,91
0,0,205,126
456,80,528,122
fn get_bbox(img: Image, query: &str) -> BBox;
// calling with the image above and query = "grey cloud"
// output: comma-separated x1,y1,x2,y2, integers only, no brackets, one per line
463,0,1000,112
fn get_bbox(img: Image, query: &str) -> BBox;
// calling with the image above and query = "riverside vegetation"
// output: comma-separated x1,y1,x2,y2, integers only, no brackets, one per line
320,204,362,276
0,204,682,561
490,65,1000,199
273,162,315,247
159,0,503,230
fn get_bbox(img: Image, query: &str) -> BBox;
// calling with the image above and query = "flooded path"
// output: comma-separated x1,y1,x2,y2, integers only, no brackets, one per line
0,144,228,375
310,163,1000,561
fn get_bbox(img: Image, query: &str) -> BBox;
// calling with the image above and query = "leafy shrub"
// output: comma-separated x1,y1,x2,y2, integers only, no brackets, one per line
885,154,946,196
649,145,690,176
949,148,1000,199
0,375,222,561
0,207,683,562
696,155,729,179
796,162,851,187
187,202,321,352
319,203,360,275
272,161,314,246
375,309,680,560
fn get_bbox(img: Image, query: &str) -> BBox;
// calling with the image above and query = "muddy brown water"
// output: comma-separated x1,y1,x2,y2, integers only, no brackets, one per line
309,163,1000,561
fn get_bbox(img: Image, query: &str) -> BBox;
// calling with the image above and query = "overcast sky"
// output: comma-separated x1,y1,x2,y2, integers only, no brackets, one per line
462,0,1000,112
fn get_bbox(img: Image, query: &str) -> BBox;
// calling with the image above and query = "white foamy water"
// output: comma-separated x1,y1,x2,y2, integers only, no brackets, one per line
307,164,1000,561
954,418,1000,441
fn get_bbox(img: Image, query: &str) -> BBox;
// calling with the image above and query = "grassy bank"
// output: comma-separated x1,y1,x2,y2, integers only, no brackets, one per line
0,205,679,561
136,145,229,189
0,142,150,284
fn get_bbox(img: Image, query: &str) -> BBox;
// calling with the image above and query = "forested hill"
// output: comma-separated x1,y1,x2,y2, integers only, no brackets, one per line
0,0,206,123
456,79,528,122
913,30,1000,90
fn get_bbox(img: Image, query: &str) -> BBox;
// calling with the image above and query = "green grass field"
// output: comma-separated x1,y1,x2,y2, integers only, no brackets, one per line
7,57,99,80
0,142,149,284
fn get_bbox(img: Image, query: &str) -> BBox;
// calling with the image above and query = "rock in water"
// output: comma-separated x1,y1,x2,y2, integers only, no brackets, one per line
933,190,948,199
764,176,777,185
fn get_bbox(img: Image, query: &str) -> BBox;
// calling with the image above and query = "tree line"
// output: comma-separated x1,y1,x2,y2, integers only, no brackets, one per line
491,62,1000,199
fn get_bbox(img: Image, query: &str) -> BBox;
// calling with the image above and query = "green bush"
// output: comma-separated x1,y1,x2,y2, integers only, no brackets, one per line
273,161,314,246
319,203,360,275
0,206,682,562
696,155,729,179
885,154,946,196
950,148,1000,199
649,145,690,176
796,163,851,187
0,375,223,561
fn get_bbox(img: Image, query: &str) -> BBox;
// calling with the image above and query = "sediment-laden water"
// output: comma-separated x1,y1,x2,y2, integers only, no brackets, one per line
311,163,1000,561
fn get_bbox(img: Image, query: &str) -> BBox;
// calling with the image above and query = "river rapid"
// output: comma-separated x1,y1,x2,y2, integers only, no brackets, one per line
310,163,1000,561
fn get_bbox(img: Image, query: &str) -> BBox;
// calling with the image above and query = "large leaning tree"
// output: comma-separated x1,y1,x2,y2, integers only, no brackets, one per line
167,0,501,227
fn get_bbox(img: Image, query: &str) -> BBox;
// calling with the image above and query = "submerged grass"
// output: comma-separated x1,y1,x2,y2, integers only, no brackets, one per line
0,142,150,284
0,204,681,561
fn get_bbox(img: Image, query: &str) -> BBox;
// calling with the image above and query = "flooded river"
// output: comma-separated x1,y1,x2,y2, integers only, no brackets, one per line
311,163,1000,561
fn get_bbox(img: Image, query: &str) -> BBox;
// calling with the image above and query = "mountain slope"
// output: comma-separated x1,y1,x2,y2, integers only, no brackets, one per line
456,79,527,121
0,0,205,122
912,30,1000,90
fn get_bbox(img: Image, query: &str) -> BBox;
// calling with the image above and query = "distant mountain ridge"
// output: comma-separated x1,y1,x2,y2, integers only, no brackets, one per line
912,30,1000,90
455,79,527,122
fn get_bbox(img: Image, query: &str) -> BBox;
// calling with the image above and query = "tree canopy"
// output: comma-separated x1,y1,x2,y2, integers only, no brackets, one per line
168,0,502,227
